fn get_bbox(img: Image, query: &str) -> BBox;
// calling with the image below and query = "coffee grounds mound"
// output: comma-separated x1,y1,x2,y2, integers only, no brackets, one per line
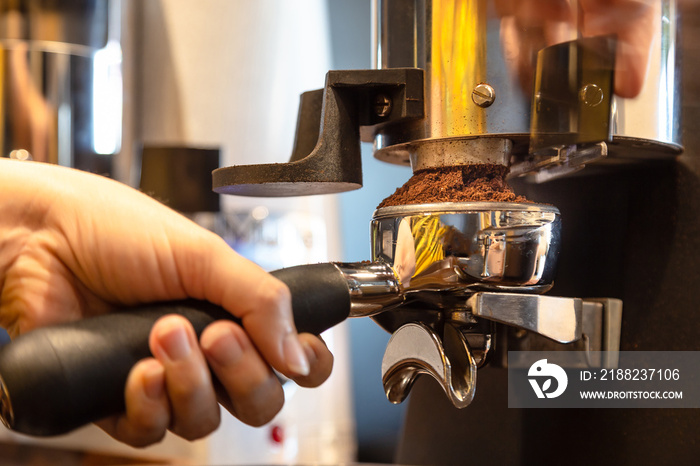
377,164,530,208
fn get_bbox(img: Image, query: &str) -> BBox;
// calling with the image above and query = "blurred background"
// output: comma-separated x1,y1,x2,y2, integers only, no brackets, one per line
0,0,407,464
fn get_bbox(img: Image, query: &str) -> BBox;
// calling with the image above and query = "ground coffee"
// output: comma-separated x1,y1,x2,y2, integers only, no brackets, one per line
377,164,529,208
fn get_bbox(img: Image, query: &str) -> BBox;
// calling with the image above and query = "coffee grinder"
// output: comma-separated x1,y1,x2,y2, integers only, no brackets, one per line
0,3,689,456
210,0,679,410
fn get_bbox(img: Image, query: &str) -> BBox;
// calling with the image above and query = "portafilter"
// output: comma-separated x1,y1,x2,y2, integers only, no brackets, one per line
0,201,573,436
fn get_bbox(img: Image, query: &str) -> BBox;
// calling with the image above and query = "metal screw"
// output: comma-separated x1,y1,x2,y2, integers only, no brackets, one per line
472,83,495,108
579,84,604,107
375,94,392,117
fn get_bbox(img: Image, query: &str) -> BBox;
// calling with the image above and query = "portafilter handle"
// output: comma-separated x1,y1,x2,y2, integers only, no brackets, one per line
0,263,401,437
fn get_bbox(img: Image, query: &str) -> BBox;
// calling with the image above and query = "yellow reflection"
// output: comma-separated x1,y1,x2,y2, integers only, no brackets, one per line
412,215,448,276
431,0,487,136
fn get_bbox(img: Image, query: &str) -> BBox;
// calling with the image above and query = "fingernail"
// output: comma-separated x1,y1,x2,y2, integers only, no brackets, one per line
142,361,165,400
157,319,192,361
284,334,310,376
203,325,243,366
302,340,317,367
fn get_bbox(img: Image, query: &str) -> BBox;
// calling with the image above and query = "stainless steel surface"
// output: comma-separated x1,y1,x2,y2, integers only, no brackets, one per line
0,374,13,430
378,294,618,415
372,0,681,168
587,298,623,368
580,84,604,107
449,316,493,368
337,262,404,318
0,0,122,171
408,138,511,171
360,202,565,409
467,292,582,344
509,142,608,182
371,202,561,298
0,0,108,55
360,202,611,409
527,36,615,155
471,83,495,108
581,301,604,354
504,298,622,370
381,322,476,409
334,201,561,319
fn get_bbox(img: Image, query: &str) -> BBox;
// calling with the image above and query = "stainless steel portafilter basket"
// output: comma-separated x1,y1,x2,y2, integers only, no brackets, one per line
328,202,563,328
371,201,561,294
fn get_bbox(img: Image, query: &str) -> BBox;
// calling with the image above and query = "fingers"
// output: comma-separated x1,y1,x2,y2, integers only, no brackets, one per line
609,6,657,99
99,318,333,446
202,247,311,379
291,333,334,388
100,316,223,446
95,358,169,447
199,323,332,426
149,315,221,440
498,0,657,99
579,0,658,98
200,320,285,426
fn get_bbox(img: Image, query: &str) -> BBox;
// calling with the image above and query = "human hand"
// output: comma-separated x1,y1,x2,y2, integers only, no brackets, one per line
497,0,657,98
0,158,333,446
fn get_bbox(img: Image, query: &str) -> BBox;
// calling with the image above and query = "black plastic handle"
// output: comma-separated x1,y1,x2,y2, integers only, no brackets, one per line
0,263,350,436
